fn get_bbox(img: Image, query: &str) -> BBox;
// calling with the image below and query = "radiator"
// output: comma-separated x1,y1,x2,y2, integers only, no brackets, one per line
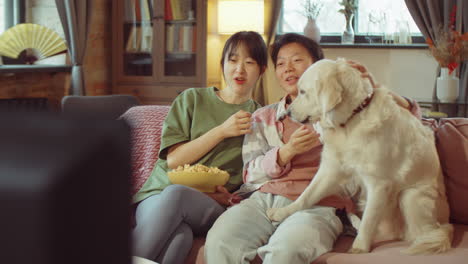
0,98,49,112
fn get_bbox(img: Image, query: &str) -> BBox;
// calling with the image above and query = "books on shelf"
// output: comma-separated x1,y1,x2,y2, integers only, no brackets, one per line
125,0,153,22
164,0,173,20
140,22,153,52
166,25,174,52
125,22,153,53
124,0,135,21
165,24,196,54
166,0,193,20
170,0,181,20
124,0,197,55
140,0,153,21
126,26,138,53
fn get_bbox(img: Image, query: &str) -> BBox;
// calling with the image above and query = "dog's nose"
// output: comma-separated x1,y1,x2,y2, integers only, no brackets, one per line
287,110,291,117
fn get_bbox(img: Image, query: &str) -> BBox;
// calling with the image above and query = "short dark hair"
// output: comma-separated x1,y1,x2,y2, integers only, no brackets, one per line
270,33,324,67
220,31,268,73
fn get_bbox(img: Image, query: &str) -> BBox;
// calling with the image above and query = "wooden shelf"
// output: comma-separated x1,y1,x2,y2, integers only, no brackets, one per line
0,65,72,74
165,19,196,24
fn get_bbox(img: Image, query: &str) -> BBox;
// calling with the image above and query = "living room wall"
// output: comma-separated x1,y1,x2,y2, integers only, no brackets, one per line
265,47,439,105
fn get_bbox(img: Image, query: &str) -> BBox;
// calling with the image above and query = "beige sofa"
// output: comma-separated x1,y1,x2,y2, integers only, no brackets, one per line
122,106,468,264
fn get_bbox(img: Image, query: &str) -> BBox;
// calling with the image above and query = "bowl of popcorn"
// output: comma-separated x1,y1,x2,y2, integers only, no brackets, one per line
167,164,230,193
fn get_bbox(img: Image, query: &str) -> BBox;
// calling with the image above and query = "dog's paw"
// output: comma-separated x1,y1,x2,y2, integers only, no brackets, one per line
266,208,290,222
348,247,369,254
348,239,370,254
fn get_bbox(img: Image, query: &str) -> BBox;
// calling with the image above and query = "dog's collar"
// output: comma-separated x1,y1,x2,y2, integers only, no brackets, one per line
339,92,374,127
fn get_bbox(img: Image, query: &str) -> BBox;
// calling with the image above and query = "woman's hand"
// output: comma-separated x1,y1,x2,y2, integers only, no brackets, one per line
278,125,318,166
205,186,241,207
347,60,379,89
217,110,252,139
347,60,412,111
167,110,253,169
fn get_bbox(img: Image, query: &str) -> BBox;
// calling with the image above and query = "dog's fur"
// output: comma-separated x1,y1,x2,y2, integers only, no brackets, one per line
266,59,453,254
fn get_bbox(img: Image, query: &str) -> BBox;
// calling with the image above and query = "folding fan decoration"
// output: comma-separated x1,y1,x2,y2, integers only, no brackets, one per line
0,23,67,64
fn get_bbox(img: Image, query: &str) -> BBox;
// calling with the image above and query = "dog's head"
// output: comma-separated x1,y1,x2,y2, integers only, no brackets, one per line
288,58,372,128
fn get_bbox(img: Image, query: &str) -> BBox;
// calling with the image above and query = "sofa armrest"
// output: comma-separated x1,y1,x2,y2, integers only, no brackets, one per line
120,105,170,195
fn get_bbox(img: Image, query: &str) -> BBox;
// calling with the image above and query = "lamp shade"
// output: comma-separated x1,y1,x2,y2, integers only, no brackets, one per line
218,0,264,34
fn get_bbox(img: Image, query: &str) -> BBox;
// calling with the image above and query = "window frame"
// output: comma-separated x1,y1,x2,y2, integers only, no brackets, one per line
0,0,68,70
3,0,25,29
277,2,427,48
1,0,36,65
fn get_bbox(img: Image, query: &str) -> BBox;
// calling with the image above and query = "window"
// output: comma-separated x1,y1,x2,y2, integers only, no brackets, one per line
279,0,423,44
0,1,5,34
0,0,67,66
0,0,24,35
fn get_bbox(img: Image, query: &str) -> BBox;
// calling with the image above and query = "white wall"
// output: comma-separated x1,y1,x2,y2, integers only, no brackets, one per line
324,48,438,100
266,48,439,105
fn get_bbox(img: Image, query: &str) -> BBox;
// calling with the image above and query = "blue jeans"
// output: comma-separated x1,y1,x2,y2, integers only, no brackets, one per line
133,184,225,264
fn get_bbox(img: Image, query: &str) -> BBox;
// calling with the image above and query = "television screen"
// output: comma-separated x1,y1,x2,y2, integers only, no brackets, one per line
0,113,131,264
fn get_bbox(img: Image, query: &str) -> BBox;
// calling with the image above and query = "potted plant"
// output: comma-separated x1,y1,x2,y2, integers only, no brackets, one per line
338,0,358,44
426,6,468,102
301,0,323,42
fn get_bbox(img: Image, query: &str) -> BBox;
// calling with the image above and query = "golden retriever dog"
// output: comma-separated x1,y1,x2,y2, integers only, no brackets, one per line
266,58,453,254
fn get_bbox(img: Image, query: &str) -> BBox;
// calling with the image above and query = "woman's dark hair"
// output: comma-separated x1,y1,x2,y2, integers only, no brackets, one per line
220,31,268,73
270,33,324,67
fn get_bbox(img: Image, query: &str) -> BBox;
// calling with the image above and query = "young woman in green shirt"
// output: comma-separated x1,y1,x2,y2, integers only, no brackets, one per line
132,31,267,264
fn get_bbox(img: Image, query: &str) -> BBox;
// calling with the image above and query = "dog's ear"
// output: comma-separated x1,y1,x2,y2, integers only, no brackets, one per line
317,68,343,114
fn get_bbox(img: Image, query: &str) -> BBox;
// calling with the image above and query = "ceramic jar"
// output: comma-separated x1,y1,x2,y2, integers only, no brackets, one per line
436,67,459,103
304,18,321,43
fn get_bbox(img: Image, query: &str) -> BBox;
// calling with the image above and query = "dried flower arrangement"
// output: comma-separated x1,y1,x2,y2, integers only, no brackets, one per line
301,0,323,20
426,5,468,74
338,0,358,20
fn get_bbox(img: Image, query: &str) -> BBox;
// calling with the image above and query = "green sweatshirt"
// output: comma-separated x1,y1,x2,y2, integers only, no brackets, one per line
133,87,261,203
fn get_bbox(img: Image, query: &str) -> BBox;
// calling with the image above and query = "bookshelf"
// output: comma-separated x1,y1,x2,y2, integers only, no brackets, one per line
112,0,207,104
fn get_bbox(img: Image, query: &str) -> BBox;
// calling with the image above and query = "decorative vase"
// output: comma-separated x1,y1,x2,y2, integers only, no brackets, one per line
341,14,355,44
304,18,321,43
436,67,459,103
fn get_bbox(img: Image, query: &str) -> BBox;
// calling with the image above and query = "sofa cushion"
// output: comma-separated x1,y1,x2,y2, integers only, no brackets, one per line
312,224,468,264
120,105,170,196
436,118,468,225
191,224,468,264
421,118,438,131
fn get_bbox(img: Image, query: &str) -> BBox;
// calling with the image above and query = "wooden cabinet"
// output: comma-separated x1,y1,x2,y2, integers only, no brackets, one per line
418,100,468,118
112,0,207,104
